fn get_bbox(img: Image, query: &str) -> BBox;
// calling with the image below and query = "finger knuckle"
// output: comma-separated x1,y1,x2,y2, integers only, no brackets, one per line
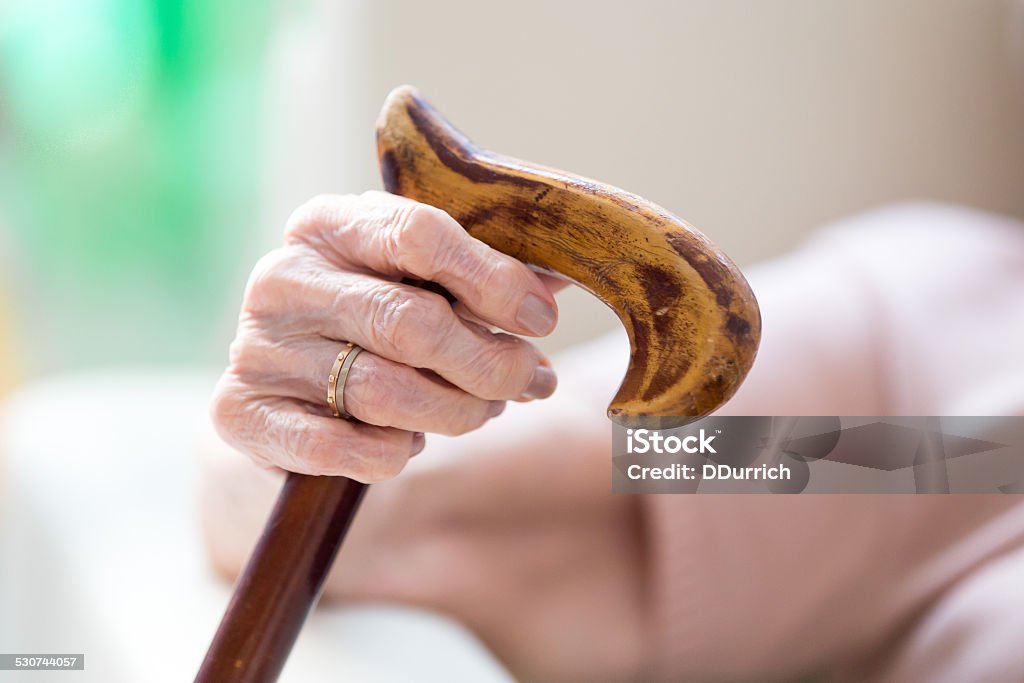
283,194,345,240
450,240,501,288
241,248,302,319
389,204,455,277
208,379,263,457
226,337,254,380
226,330,269,381
367,287,447,361
322,430,409,483
208,384,285,471
443,407,488,436
471,256,522,310
409,390,474,436
366,287,417,356
465,339,534,399
209,383,242,435
293,432,339,474
362,447,410,483
344,361,396,422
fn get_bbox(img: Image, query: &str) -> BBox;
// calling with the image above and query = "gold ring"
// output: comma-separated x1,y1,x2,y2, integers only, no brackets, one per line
327,342,364,419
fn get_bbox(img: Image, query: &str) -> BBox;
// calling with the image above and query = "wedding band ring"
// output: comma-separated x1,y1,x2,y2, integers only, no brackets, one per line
327,342,364,420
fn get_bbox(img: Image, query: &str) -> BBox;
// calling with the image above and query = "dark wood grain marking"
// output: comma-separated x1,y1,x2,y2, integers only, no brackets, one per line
664,231,734,308
620,311,649,400
641,353,694,403
725,312,752,338
405,96,540,190
379,150,401,193
638,264,682,336
458,205,498,230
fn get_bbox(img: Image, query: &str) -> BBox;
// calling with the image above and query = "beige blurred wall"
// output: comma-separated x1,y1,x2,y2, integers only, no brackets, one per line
260,0,1024,352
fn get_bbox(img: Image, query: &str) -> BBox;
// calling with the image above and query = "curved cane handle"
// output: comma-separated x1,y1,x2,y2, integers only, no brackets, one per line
377,86,761,425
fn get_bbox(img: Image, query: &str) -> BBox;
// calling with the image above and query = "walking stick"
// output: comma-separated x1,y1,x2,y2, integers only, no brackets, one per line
196,85,761,682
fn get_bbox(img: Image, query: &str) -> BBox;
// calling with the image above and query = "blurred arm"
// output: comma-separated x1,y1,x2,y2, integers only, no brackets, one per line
645,203,1024,681
202,203,1024,682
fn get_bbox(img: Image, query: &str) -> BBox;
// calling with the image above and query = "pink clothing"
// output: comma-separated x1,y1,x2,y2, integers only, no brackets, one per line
634,204,1024,681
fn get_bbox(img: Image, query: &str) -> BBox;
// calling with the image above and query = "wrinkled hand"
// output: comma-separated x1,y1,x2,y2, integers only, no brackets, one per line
210,191,558,480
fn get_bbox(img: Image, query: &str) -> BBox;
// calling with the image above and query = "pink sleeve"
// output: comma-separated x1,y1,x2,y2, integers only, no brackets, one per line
639,203,1024,681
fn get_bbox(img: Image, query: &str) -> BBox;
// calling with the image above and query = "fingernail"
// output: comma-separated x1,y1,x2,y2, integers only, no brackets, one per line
520,366,557,400
516,293,557,336
487,400,506,418
412,432,426,455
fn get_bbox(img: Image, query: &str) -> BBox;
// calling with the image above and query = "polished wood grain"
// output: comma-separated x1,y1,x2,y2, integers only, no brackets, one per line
378,86,760,427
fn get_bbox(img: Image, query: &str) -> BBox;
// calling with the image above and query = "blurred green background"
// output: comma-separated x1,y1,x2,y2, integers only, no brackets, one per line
0,0,273,380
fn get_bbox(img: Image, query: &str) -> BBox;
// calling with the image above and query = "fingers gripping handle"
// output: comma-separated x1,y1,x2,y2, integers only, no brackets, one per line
377,86,761,427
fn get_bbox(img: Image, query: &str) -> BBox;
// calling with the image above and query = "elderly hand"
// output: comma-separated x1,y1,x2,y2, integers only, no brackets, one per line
210,191,558,481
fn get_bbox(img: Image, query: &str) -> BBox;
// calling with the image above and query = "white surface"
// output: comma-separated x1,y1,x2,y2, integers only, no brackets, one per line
0,369,512,682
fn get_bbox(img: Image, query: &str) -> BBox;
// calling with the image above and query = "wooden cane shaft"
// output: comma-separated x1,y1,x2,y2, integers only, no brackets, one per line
194,474,367,683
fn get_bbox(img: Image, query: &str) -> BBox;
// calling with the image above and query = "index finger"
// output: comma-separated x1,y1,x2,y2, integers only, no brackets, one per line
284,192,559,337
